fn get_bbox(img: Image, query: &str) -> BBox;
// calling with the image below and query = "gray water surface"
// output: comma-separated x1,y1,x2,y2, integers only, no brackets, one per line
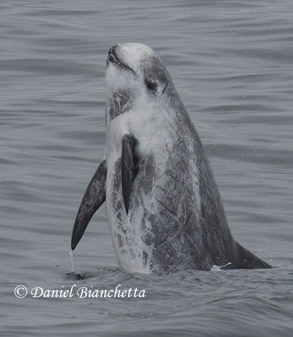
1,1,293,336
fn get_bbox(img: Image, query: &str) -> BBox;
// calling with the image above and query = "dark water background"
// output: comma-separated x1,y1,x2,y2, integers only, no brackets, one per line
1,0,292,336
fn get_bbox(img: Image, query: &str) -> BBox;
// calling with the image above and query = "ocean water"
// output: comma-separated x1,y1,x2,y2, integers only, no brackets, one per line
1,0,293,336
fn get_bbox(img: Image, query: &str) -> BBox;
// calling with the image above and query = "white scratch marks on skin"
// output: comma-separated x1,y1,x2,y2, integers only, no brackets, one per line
105,43,203,274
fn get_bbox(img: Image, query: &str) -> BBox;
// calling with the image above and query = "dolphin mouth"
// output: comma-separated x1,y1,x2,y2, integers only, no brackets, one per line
107,46,134,73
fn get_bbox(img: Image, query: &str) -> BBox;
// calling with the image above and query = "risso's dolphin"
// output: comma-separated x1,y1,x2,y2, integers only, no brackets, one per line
71,43,271,273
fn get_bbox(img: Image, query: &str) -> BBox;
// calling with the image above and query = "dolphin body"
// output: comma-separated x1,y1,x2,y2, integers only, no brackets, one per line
71,43,271,273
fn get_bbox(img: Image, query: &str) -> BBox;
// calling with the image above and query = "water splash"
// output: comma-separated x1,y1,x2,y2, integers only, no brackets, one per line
69,250,76,273
211,262,232,272
65,250,86,280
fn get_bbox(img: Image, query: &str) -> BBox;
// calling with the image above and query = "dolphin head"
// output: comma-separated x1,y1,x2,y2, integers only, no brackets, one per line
105,43,176,123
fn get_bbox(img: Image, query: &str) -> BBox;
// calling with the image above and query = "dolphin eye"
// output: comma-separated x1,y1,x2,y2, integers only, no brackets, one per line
145,79,158,93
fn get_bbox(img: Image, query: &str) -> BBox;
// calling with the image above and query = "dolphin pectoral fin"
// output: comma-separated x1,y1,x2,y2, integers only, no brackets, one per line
235,241,272,269
71,159,107,250
121,134,138,213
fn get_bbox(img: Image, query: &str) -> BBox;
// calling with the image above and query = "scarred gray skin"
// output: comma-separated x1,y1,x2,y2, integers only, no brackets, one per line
71,43,271,274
